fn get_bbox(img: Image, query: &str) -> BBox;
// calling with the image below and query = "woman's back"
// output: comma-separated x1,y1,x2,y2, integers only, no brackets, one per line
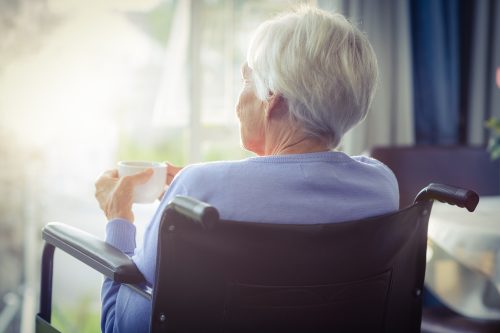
104,151,398,332
173,151,399,224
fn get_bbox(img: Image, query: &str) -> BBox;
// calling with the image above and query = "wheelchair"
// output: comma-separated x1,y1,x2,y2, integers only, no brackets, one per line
36,183,479,332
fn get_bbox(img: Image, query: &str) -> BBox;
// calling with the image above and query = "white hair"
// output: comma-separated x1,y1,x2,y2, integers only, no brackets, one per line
247,6,378,149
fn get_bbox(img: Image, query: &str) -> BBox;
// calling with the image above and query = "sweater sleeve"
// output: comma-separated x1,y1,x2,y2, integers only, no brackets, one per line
99,169,192,333
101,219,136,333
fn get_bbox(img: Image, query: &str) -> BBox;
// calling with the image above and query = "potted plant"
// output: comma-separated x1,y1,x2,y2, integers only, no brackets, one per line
486,117,500,160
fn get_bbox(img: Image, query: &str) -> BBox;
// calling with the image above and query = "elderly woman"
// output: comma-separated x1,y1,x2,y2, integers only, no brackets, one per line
95,6,398,332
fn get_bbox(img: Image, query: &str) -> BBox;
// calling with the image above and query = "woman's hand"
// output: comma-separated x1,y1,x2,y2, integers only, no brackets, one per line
95,168,153,223
157,162,184,201
166,162,183,185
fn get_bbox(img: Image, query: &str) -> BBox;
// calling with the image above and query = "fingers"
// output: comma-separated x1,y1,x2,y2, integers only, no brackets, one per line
133,168,154,184
120,168,153,188
95,170,118,194
94,168,147,216
166,163,183,176
95,169,118,183
94,167,155,223
107,169,119,178
94,169,120,219
164,162,184,185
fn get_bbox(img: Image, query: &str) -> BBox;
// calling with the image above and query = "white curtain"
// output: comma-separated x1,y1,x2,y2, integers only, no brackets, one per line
152,0,191,128
318,0,414,155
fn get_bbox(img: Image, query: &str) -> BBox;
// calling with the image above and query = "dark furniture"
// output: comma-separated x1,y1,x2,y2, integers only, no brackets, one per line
370,145,500,208
370,145,500,333
36,184,478,333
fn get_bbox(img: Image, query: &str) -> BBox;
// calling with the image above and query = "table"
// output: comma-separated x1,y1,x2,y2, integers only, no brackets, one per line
425,196,500,319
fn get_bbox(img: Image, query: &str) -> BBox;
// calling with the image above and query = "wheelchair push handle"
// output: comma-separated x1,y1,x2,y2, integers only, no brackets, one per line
414,183,479,212
167,195,219,229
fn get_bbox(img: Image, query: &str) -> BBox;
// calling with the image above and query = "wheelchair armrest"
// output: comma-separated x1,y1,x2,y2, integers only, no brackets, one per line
42,222,145,284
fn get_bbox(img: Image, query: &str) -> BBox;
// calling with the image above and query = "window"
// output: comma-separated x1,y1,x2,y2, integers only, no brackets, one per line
0,1,315,332
119,0,315,165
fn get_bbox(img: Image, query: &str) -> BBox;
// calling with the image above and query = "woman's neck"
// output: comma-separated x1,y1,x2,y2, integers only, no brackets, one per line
267,138,329,155
256,108,330,156
262,125,330,155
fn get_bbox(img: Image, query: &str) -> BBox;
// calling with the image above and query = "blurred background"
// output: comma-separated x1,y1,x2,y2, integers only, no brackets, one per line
0,0,498,332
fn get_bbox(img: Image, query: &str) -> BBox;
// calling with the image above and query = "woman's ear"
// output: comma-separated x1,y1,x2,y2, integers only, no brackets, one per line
265,93,287,119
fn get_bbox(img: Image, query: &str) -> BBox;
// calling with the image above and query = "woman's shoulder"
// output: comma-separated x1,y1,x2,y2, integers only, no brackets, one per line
173,153,396,180
178,159,246,174
172,159,251,184
350,155,399,201
176,153,394,172
355,154,396,173
350,154,392,169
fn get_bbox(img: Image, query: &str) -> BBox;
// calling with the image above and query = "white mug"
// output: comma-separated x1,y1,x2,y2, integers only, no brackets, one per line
117,161,167,203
